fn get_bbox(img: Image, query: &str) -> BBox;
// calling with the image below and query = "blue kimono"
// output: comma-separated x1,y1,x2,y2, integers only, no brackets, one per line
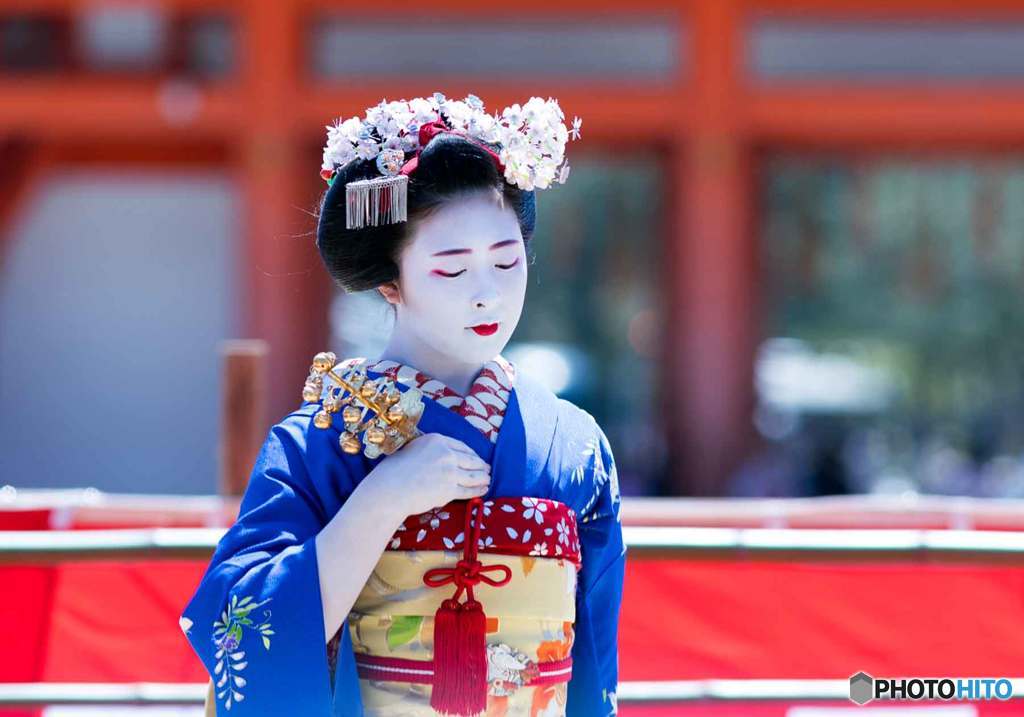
179,364,625,716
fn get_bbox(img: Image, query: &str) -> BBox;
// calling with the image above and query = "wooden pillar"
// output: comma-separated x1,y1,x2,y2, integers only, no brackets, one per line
219,340,268,497
669,0,757,495
238,3,330,422
0,139,47,272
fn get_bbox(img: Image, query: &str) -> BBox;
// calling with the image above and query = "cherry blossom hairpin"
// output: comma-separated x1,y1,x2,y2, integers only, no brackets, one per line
320,92,582,229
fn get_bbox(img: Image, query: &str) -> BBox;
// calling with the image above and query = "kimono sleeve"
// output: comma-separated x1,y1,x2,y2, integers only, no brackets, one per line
566,424,626,716
178,412,337,715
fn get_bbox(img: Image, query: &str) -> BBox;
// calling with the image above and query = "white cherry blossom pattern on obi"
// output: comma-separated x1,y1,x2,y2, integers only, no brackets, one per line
386,496,582,567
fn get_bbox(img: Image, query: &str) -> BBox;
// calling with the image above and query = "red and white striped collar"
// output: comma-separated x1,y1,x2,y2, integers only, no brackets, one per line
333,355,516,443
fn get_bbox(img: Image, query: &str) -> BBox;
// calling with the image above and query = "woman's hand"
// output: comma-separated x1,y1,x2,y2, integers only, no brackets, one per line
313,431,488,643
370,433,491,518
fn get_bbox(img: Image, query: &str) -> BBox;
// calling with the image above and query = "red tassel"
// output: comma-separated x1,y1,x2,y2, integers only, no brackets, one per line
430,597,488,716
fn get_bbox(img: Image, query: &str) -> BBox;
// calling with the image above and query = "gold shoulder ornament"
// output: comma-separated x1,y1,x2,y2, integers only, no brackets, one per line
302,351,425,459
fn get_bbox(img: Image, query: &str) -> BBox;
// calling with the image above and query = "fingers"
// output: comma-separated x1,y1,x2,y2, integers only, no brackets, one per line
452,452,486,471
446,442,488,469
457,466,491,486
456,455,490,471
454,454,488,471
455,483,490,499
434,434,486,461
441,435,480,457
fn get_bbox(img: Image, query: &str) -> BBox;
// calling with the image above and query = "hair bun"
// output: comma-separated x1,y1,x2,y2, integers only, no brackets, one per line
316,135,536,295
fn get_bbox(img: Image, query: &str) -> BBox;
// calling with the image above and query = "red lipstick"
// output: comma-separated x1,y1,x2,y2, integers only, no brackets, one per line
470,323,499,336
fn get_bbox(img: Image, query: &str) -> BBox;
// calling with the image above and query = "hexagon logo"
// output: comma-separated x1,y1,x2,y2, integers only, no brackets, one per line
849,672,874,705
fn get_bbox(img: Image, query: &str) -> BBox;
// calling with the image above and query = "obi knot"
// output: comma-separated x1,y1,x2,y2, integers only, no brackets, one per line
423,558,511,591
422,497,512,603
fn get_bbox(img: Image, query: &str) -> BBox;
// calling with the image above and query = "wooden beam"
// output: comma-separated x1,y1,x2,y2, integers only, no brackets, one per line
0,80,243,138
300,0,689,13
301,85,690,143
745,0,1024,18
50,141,228,166
0,78,686,143
12,78,1024,151
750,87,1024,146
1,0,242,11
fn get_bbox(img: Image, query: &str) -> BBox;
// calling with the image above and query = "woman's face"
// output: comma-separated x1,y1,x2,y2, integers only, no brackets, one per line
385,191,528,365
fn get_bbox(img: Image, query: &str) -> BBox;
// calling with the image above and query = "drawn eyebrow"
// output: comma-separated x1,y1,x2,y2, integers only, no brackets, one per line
430,239,519,257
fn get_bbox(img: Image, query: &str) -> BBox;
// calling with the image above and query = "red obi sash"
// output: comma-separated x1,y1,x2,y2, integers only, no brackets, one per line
357,496,580,716
385,496,581,567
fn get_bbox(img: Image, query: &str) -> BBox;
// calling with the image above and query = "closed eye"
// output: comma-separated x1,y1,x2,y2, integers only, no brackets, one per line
496,258,520,270
433,269,466,278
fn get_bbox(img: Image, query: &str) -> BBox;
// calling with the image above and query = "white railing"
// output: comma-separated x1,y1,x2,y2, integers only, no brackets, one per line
3,526,1024,562
2,678,1023,706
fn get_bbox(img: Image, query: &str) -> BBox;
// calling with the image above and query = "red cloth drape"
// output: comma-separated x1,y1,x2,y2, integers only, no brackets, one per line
5,505,1023,716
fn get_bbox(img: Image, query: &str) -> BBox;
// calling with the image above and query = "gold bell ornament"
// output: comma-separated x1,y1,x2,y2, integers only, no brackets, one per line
300,351,425,459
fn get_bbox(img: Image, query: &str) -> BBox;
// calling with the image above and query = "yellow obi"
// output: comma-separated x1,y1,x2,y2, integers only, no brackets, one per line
341,496,581,717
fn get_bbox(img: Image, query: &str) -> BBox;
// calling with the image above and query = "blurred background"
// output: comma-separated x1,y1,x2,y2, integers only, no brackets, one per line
2,1,1024,716
4,0,1024,503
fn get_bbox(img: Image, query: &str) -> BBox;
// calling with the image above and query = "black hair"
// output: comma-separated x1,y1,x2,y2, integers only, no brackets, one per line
315,133,536,293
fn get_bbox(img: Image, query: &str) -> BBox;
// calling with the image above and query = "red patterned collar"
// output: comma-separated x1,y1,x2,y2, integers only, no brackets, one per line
334,356,515,443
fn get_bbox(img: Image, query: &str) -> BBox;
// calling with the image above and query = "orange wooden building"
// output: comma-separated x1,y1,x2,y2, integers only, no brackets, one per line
3,0,1024,498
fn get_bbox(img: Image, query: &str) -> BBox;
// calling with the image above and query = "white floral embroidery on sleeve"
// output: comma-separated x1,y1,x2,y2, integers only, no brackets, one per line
578,430,618,522
603,688,619,715
211,594,274,710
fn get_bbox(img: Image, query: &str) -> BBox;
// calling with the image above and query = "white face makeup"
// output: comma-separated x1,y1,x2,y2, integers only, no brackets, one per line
384,191,528,368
